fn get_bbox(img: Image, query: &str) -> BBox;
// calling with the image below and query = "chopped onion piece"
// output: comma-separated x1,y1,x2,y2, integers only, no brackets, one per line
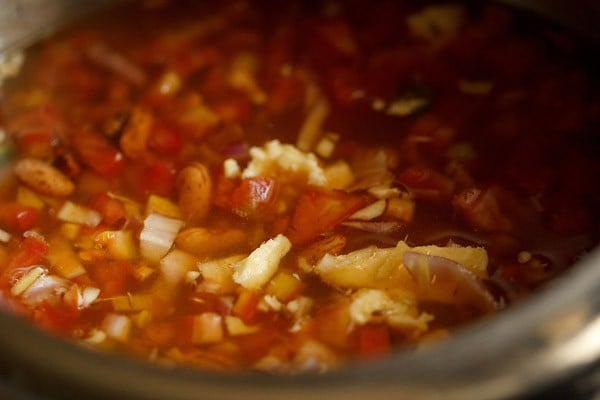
0,228,11,243
140,213,184,262
102,313,132,342
386,95,430,117
190,312,223,344
286,296,314,319
22,274,69,306
0,50,24,85
403,251,497,312
160,249,198,286
78,287,101,309
349,199,387,221
349,288,429,331
342,221,404,233
186,270,201,284
11,266,45,296
368,185,402,199
23,230,46,242
223,158,241,178
260,294,283,312
197,254,242,294
315,132,340,159
57,201,102,227
83,329,107,345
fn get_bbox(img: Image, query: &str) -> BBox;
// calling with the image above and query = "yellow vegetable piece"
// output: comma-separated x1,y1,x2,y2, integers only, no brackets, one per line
266,271,304,303
95,230,138,260
47,236,86,279
17,186,45,210
146,194,181,219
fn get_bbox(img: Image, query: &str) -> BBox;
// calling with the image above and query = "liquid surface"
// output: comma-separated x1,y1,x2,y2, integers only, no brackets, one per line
0,0,598,373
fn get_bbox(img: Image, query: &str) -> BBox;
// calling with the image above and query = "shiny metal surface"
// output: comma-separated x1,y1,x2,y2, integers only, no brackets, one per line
0,1,598,399
0,0,117,54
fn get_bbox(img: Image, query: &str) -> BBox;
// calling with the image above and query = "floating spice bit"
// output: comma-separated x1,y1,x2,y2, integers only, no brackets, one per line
386,83,434,117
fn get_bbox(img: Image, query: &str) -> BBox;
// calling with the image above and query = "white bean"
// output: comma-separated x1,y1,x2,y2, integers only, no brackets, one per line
14,158,74,197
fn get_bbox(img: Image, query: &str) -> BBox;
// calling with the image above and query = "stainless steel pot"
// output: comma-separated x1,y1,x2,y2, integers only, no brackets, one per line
0,1,598,399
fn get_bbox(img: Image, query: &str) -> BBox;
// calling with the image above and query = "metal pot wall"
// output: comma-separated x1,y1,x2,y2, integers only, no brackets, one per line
0,1,598,399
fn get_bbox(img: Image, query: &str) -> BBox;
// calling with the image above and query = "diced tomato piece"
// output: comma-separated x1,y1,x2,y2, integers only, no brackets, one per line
237,325,279,361
0,202,40,233
88,192,127,228
72,130,125,176
357,324,391,358
397,167,454,202
1,236,49,287
148,122,184,155
15,131,56,159
286,188,368,246
213,96,252,124
32,301,80,335
141,161,177,197
6,236,48,270
232,289,260,325
230,177,279,219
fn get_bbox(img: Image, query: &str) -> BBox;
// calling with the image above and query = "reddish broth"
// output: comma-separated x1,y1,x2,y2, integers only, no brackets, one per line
0,0,598,373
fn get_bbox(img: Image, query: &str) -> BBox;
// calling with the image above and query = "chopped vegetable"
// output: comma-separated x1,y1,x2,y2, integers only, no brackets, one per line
349,200,387,221
139,213,184,262
287,188,367,246
233,234,291,290
11,266,46,296
57,202,102,227
102,313,132,342
95,230,138,260
242,140,327,186
160,249,198,286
